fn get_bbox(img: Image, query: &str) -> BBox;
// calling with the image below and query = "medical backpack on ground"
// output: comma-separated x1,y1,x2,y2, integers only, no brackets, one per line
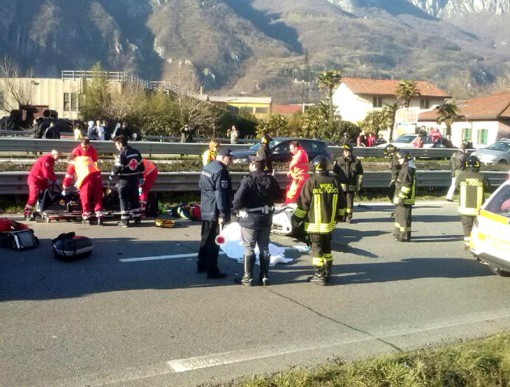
52,232,93,262
0,218,39,251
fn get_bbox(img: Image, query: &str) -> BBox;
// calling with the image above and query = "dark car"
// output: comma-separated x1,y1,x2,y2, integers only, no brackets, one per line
231,138,333,163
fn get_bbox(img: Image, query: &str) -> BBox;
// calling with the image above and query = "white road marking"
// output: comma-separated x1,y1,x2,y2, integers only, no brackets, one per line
120,252,225,262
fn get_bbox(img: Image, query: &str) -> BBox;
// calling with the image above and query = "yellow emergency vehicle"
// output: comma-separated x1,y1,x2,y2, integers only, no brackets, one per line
470,179,510,276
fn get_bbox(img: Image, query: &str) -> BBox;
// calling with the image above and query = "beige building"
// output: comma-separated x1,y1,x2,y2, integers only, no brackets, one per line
0,71,148,120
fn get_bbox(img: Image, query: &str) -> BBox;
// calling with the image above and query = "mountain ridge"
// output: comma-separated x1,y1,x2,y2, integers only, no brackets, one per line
1,0,509,103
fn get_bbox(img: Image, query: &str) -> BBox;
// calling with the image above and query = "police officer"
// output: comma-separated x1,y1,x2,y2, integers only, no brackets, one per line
446,143,468,201
111,135,144,228
333,143,363,223
455,155,490,249
393,150,416,242
292,156,346,285
232,155,281,286
198,148,233,279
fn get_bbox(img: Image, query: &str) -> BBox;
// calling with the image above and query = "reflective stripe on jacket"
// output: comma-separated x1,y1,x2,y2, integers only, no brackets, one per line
394,161,416,205
64,156,100,189
294,171,346,234
456,171,490,216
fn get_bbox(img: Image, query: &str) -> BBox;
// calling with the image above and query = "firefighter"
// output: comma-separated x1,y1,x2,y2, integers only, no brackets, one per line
455,155,490,250
333,143,364,223
198,148,233,279
139,158,159,217
292,156,346,285
202,139,220,166
256,133,273,174
393,150,416,242
71,138,99,163
284,140,309,205
110,135,144,228
62,154,104,225
445,143,468,201
232,155,281,286
24,149,60,220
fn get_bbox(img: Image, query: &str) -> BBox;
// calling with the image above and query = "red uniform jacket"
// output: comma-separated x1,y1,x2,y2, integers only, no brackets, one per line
29,155,57,182
71,145,98,162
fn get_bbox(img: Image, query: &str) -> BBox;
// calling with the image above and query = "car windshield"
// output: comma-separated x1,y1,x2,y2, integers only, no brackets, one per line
394,135,415,143
248,140,280,151
484,185,510,217
487,141,510,152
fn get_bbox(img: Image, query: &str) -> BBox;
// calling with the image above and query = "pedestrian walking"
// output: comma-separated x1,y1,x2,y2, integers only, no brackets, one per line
284,141,309,205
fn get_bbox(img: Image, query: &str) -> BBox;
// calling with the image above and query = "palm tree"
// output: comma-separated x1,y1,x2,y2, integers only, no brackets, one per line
317,70,342,130
436,99,459,137
396,80,420,108
382,103,399,142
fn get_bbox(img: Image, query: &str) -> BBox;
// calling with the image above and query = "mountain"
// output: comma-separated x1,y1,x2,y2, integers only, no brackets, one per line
1,0,509,103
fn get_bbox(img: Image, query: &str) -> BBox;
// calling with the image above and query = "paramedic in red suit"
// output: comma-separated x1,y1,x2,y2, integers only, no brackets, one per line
63,154,104,225
284,141,309,205
71,138,99,162
139,158,159,216
24,149,60,219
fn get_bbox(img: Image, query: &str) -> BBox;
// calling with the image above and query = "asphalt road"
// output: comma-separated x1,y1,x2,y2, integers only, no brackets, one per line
2,201,510,387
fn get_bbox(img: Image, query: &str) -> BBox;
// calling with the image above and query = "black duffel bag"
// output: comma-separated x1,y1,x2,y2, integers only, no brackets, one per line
52,232,93,262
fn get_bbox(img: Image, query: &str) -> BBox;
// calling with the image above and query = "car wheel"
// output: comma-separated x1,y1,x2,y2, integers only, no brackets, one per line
497,159,508,165
488,263,510,277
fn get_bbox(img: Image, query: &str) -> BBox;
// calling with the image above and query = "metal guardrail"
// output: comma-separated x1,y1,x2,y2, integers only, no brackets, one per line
0,171,506,196
0,137,464,159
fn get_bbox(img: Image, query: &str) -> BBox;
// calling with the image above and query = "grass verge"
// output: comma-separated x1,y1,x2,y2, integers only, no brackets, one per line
234,333,510,387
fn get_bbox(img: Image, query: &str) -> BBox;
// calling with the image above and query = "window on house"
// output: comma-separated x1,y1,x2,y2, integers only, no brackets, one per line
255,107,269,114
477,129,488,145
420,99,430,109
372,96,383,108
462,127,472,143
64,92,78,111
240,107,252,114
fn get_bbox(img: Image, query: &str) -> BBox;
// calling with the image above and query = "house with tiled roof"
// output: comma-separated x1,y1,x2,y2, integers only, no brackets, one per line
271,104,303,116
418,92,510,147
332,77,450,125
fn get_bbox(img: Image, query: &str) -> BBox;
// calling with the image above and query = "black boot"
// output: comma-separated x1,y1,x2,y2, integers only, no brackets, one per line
259,252,271,286
241,254,255,286
310,266,326,286
324,261,333,285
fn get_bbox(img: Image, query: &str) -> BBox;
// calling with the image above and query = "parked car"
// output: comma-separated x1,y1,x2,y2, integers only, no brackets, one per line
231,138,333,163
376,133,437,149
470,179,510,276
471,139,510,165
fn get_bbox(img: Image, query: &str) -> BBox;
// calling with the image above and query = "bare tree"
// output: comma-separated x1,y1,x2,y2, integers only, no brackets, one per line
172,66,219,137
0,57,34,112
104,82,147,121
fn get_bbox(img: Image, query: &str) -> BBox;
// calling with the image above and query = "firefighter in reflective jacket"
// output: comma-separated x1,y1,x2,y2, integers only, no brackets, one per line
393,150,416,242
292,156,346,285
111,135,144,227
285,140,309,205
63,155,104,225
24,149,61,219
139,158,159,216
455,155,490,249
333,143,363,223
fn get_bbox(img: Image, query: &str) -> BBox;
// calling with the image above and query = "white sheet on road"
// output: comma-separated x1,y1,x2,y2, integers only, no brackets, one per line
219,222,299,266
